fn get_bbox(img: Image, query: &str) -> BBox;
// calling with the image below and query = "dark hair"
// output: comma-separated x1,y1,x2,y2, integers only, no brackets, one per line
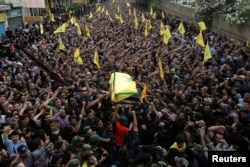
10,131,19,137
54,141,64,150
50,133,60,143
33,138,42,149
235,122,243,132
104,121,112,127
175,134,186,144
149,112,157,121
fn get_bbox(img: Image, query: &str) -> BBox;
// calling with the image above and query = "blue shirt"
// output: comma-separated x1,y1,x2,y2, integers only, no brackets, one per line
2,138,27,155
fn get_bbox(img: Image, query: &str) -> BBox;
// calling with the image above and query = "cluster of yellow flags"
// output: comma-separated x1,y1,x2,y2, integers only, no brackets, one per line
195,21,212,62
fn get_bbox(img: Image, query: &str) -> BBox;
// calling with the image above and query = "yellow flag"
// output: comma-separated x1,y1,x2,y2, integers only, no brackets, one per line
165,27,172,39
51,13,55,22
126,2,131,7
68,10,72,18
129,8,132,15
75,22,82,35
141,13,146,23
96,5,101,13
246,38,250,47
140,83,147,99
101,7,105,13
163,27,172,44
105,9,109,16
150,6,153,15
39,23,44,34
161,11,165,19
48,10,55,22
85,25,91,37
74,48,83,65
115,14,120,19
89,11,93,19
204,42,212,62
106,10,113,21
178,22,185,35
70,16,77,26
94,50,100,69
196,31,205,47
109,72,138,103
133,8,136,17
147,20,152,30
160,21,165,36
152,12,156,19
163,31,169,44
198,21,206,31
58,36,65,50
54,22,68,33
134,15,138,29
119,14,123,24
158,58,164,80
144,22,148,37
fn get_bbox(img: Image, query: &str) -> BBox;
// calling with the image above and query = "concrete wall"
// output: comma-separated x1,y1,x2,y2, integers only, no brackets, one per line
150,0,250,42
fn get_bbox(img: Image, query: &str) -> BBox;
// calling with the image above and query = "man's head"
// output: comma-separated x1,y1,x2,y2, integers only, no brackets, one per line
10,131,20,144
17,145,28,158
83,126,93,137
49,120,59,132
85,152,97,166
175,134,186,148
214,132,224,144
59,106,66,118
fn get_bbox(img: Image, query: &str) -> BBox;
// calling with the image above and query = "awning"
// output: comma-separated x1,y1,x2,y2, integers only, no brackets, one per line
12,2,26,8
0,5,10,11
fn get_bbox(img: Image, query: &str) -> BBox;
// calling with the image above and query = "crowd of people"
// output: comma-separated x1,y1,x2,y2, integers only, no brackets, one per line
0,0,250,167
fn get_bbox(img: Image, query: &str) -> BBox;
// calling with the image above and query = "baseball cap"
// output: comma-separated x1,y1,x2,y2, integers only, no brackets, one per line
81,144,92,152
82,126,91,134
175,156,189,167
72,135,85,143
157,161,167,167
68,159,80,167
191,144,203,155
70,97,76,101
89,134,99,145
17,144,28,154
